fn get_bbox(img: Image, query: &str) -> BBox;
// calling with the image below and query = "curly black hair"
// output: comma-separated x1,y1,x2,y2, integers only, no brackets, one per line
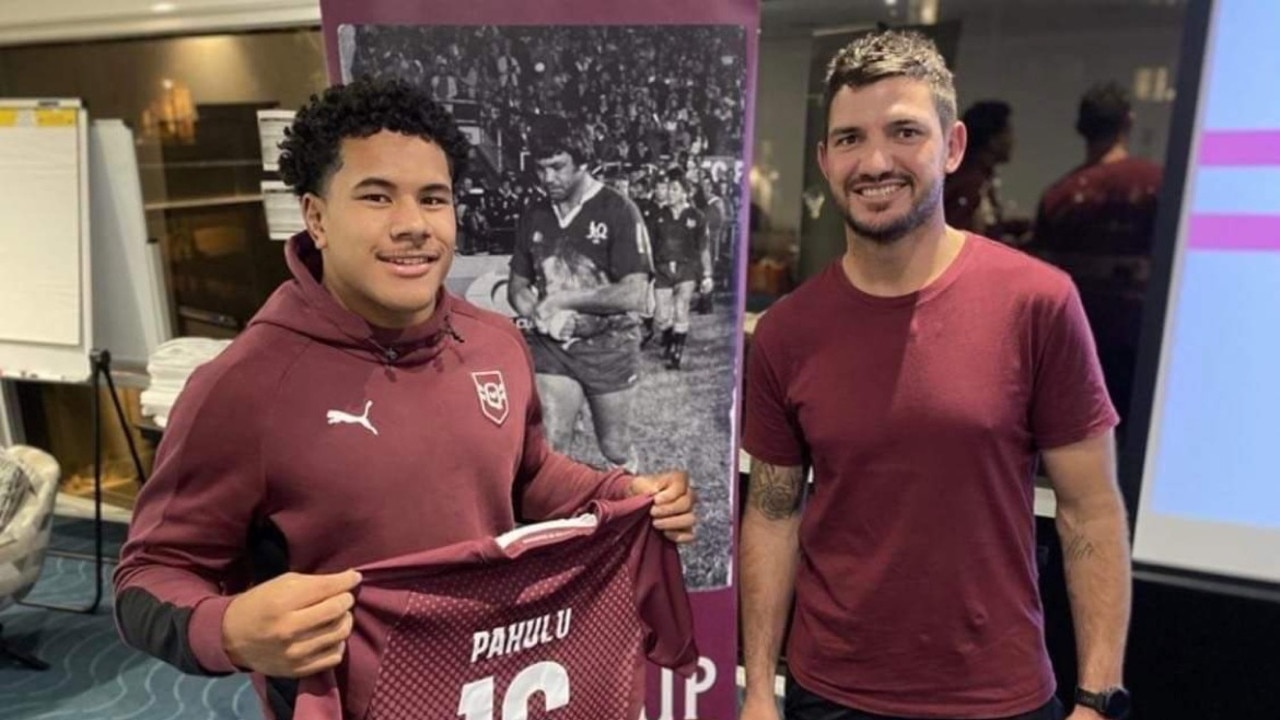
277,77,472,198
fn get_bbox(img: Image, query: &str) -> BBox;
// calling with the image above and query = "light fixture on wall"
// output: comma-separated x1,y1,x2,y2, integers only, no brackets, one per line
916,0,939,24
1133,65,1177,104
141,77,197,144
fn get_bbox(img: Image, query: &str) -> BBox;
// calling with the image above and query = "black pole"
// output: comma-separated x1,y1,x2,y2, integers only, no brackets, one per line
20,351,114,614
88,350,105,613
99,350,147,485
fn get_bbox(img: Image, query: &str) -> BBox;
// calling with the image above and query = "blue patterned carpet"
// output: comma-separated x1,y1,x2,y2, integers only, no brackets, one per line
0,517,258,719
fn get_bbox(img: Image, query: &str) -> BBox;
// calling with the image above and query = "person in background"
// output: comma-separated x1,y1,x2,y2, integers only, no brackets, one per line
1034,81,1163,259
1032,81,1163,437
945,99,1030,243
652,172,712,369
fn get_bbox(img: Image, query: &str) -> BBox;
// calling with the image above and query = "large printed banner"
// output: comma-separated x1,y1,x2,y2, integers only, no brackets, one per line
319,2,757,718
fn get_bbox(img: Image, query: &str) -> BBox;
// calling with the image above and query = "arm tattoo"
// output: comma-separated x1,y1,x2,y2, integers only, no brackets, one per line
1064,532,1097,562
749,462,804,521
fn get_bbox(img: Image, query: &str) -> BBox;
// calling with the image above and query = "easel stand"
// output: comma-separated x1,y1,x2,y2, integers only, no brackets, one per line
21,349,148,615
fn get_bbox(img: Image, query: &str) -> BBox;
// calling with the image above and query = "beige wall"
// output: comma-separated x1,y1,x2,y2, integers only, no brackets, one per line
0,29,326,128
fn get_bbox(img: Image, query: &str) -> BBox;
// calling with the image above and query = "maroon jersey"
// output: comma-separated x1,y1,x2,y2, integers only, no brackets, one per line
743,236,1117,718
295,495,697,719
1034,156,1162,256
655,205,707,267
510,182,652,299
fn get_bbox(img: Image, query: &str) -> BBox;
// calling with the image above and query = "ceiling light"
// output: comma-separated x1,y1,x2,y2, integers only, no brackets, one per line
151,3,177,13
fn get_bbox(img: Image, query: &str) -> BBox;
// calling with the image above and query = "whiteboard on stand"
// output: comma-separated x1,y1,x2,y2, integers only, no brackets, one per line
0,99,169,393
0,98,94,384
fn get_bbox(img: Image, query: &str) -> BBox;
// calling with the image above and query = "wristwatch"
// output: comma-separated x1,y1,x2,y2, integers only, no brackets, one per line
1075,686,1132,719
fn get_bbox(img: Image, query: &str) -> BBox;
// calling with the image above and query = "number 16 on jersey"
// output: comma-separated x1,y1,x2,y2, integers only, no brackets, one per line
458,661,570,720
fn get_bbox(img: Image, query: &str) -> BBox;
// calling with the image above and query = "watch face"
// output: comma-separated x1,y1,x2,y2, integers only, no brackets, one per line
1103,688,1133,718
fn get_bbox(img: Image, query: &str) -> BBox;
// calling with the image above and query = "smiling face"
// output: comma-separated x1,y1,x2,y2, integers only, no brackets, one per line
302,130,457,328
819,77,966,245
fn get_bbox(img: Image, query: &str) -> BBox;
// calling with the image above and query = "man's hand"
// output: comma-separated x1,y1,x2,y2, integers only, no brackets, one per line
222,570,362,678
629,470,696,544
533,294,572,337
739,693,782,720
1065,707,1107,720
699,277,714,294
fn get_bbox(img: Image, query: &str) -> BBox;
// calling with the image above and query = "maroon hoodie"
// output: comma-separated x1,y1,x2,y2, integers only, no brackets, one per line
113,232,630,719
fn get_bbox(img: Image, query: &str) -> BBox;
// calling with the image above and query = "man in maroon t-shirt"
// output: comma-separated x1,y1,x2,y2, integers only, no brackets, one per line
739,31,1133,720
1034,82,1163,261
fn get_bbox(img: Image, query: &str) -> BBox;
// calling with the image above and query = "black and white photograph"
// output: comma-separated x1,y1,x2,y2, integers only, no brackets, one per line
339,24,748,590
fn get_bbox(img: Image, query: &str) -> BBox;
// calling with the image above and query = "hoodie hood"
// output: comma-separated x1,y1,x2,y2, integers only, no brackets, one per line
247,231,460,366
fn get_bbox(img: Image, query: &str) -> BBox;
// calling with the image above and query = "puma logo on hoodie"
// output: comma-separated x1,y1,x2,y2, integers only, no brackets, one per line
327,400,378,436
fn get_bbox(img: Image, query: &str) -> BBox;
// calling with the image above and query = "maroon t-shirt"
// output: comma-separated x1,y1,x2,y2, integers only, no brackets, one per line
1034,156,1162,256
743,235,1118,718
295,495,697,719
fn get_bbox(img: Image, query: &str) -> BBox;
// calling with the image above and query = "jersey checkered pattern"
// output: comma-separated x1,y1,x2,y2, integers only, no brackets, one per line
295,496,696,719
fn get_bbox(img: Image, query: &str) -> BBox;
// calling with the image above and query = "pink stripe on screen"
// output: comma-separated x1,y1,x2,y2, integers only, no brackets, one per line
1188,214,1280,251
1198,131,1280,166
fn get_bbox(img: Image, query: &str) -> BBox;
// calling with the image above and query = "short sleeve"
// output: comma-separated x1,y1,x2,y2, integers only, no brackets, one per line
608,196,653,279
741,318,808,467
1029,282,1121,449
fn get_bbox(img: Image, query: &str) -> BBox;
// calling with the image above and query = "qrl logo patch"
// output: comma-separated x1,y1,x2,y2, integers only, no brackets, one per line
471,371,509,426
587,221,608,244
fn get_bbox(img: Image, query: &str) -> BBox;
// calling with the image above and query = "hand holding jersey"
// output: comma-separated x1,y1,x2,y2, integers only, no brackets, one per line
628,469,697,544
534,305,579,344
222,570,362,678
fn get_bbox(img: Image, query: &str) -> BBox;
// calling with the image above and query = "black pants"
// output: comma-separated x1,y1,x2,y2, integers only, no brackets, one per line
784,675,1066,720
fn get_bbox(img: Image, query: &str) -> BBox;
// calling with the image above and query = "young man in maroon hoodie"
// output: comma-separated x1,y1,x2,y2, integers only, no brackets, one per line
112,78,696,720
